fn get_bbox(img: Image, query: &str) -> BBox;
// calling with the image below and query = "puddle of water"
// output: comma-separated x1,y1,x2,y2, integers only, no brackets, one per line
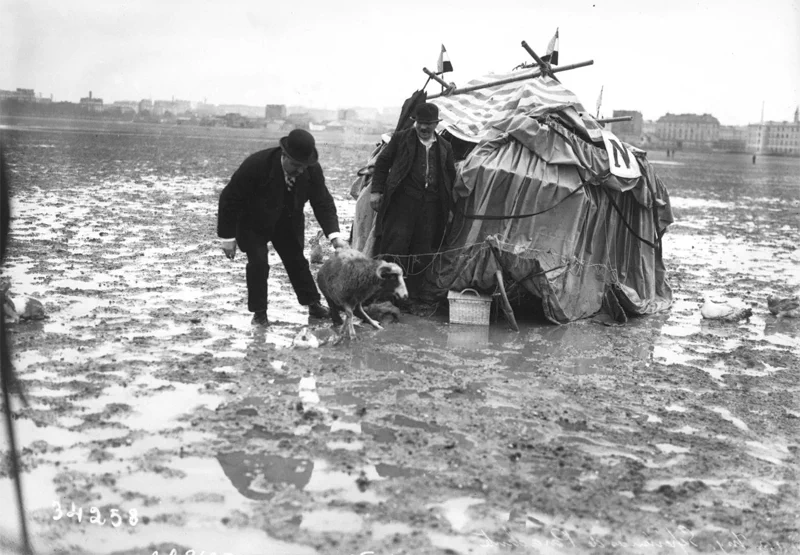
643,477,728,491
319,391,365,406
428,497,486,532
668,425,701,435
387,414,446,432
303,460,385,503
329,420,362,434
708,406,749,432
748,478,784,495
569,440,646,464
375,463,427,479
115,455,253,515
446,325,490,349
653,344,698,366
655,443,691,454
300,509,363,533
0,418,127,448
217,451,313,499
57,297,109,319
0,464,60,512
12,351,53,372
372,521,414,541
700,361,728,382
643,455,690,469
73,380,224,431
361,423,396,443
745,440,791,466
54,522,317,555
326,440,364,451
426,531,505,555
111,430,214,459
219,451,385,505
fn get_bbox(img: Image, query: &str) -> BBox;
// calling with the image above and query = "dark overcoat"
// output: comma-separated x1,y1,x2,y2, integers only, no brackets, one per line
370,127,457,243
217,147,340,253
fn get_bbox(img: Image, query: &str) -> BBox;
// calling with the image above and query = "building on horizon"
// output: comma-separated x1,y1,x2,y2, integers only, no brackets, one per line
152,100,172,116
716,125,748,153
655,113,720,149
609,110,643,144
151,98,191,116
195,102,219,116
79,91,103,112
218,104,264,118
138,99,153,114
1,88,53,104
112,100,139,114
307,108,337,123
0,88,36,102
747,107,800,156
265,104,287,119
379,106,401,125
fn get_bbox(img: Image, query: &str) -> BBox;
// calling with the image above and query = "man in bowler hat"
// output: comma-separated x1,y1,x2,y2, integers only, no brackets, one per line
369,102,457,300
218,129,348,326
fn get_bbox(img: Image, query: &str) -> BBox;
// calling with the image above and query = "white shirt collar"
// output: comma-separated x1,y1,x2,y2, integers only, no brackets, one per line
418,135,436,148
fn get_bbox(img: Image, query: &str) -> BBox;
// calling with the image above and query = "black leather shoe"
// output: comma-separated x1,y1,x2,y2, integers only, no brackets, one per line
251,311,269,326
307,302,330,319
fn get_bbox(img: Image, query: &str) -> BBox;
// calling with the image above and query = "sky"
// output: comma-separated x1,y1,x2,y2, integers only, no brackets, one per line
1,0,799,126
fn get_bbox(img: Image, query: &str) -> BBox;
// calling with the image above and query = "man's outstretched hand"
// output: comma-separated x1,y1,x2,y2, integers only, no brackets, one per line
221,239,237,260
331,237,349,251
370,193,383,212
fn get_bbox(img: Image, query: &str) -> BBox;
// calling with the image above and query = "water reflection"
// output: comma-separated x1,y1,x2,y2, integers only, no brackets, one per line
217,451,314,499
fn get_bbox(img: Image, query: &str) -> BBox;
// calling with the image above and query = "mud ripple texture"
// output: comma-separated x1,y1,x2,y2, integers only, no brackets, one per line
1,121,799,555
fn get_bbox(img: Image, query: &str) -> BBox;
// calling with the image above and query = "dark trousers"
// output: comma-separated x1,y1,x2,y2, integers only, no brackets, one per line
379,190,442,297
244,211,320,313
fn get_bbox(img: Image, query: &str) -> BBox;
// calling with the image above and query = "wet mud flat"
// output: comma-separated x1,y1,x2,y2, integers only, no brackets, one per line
0,124,799,555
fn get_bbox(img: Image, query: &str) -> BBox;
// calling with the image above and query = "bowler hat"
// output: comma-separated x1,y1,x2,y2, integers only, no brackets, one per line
279,129,318,165
412,103,441,124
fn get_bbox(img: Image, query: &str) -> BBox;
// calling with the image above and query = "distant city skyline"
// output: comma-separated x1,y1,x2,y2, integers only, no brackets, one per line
0,85,403,113
5,82,798,129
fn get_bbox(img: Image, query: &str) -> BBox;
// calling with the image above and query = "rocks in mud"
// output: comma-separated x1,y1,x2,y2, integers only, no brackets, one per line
291,326,320,349
655,480,708,502
767,294,800,318
1,280,45,323
700,297,752,322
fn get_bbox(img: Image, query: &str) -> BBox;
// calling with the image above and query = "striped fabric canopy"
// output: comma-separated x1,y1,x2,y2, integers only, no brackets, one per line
431,71,586,143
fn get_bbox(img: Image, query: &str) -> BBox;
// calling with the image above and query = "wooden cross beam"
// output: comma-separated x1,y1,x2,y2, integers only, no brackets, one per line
520,40,555,79
596,116,634,124
427,60,593,100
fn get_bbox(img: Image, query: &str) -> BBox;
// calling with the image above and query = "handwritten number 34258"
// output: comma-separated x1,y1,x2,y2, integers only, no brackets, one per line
52,501,139,526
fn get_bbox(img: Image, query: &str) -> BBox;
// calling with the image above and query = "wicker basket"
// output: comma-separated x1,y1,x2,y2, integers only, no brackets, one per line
447,288,492,326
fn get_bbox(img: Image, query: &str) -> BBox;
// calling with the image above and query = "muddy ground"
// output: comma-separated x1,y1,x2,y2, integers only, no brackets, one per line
0,119,798,555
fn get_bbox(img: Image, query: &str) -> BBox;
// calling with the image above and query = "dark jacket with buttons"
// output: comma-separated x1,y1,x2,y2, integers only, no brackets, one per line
370,127,457,241
217,147,340,253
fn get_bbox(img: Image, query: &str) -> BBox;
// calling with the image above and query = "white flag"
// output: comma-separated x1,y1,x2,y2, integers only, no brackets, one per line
437,44,453,74
541,28,559,65
596,85,604,118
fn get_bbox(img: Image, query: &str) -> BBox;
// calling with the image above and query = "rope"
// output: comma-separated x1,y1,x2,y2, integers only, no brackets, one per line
373,241,492,277
460,181,587,220
600,186,660,250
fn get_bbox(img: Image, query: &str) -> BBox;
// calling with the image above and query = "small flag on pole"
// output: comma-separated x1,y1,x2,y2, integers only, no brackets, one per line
541,28,559,66
437,44,453,74
596,85,604,118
